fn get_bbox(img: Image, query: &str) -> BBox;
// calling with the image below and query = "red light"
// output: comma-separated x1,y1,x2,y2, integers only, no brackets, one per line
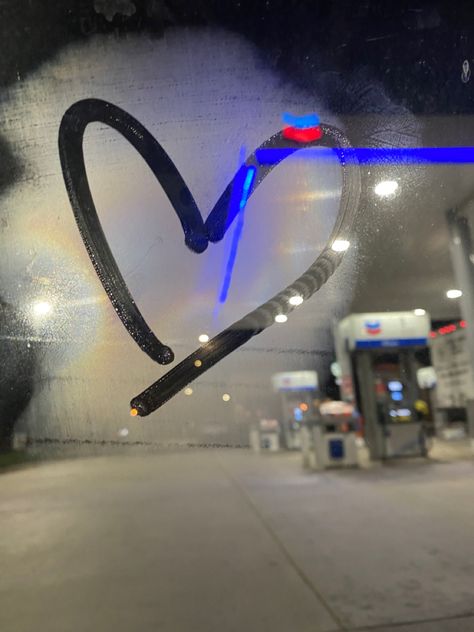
429,331,436,338
438,323,457,336
283,125,323,143
460,320,467,328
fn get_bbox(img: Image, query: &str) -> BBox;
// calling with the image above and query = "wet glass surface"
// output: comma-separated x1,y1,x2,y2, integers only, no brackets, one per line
2,4,474,631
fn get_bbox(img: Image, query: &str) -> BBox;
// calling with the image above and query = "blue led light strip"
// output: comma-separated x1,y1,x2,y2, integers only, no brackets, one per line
256,146,474,166
355,338,427,349
218,165,257,303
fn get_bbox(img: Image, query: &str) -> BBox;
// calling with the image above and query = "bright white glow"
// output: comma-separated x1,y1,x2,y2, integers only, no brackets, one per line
397,408,411,417
275,314,288,323
32,301,52,317
118,428,129,437
374,180,398,197
446,289,463,299
414,308,426,316
198,334,210,343
330,362,342,378
289,295,304,306
388,380,403,392
222,393,231,402
331,239,350,252
184,387,193,396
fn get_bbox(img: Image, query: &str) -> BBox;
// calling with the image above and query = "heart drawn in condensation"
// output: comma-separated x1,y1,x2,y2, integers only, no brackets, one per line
59,99,361,416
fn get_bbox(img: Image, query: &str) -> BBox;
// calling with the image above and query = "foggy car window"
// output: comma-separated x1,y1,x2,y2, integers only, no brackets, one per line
2,3,474,632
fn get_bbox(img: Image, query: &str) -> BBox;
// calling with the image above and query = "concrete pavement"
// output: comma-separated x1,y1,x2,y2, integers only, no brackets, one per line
0,450,473,631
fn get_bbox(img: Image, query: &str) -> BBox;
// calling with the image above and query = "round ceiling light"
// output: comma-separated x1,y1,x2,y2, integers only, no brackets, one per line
446,289,462,299
374,180,398,197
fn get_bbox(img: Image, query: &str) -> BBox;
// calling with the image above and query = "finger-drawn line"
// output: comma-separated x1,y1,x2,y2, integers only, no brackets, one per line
58,99,361,416
59,99,208,365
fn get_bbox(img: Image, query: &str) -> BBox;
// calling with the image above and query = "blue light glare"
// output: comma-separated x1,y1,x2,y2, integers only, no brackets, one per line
282,112,320,129
388,380,403,392
293,407,303,422
218,165,257,304
256,147,474,166
241,167,257,207
391,391,403,402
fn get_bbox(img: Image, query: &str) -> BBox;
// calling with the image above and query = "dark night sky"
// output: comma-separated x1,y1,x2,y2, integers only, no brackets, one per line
1,0,474,114
1,0,473,202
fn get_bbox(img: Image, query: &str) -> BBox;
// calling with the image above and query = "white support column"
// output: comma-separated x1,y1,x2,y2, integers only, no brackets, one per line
447,207,474,449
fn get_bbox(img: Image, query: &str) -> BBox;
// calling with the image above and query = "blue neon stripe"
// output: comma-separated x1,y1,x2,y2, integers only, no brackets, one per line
355,338,427,349
282,112,320,129
256,147,474,166
218,166,257,304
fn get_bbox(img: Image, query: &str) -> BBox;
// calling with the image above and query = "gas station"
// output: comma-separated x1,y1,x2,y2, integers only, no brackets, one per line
256,307,474,468
271,370,319,450
335,311,431,461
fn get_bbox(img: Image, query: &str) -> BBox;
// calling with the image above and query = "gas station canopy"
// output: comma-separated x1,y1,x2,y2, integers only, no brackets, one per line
337,311,431,350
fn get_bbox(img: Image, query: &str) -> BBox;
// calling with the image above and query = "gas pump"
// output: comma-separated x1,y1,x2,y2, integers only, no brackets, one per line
271,371,318,450
302,400,361,470
335,311,431,460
